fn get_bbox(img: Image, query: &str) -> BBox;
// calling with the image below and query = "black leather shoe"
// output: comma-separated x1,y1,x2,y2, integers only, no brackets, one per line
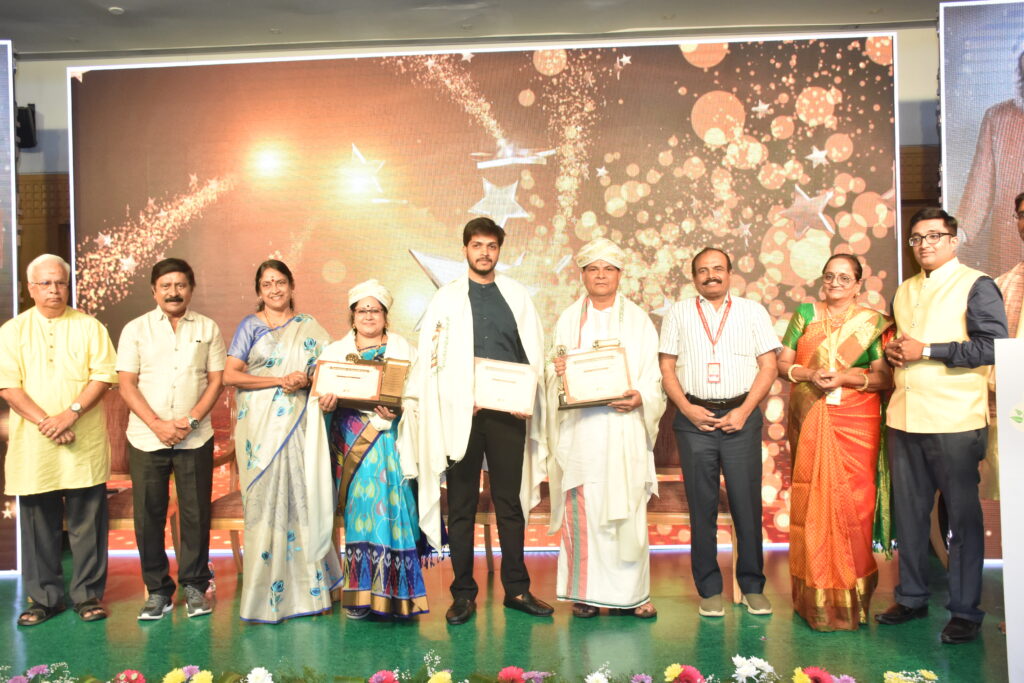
874,603,928,625
941,617,981,644
445,598,476,625
503,592,554,617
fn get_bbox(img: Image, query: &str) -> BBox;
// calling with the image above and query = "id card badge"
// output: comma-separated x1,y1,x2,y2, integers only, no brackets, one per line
707,362,721,384
825,387,842,405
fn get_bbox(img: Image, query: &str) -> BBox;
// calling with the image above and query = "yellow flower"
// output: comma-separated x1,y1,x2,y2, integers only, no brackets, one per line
663,664,682,682
792,669,811,683
162,670,187,683
427,671,452,683
919,671,938,681
193,672,213,683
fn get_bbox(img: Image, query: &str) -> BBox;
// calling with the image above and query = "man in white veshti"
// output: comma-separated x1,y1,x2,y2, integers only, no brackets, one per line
399,217,553,625
546,238,665,618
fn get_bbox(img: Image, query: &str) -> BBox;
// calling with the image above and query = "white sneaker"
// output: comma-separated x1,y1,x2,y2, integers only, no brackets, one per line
183,585,212,618
137,593,173,621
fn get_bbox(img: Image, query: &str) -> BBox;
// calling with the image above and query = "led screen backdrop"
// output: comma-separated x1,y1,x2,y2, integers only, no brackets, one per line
71,36,898,543
943,0,1024,277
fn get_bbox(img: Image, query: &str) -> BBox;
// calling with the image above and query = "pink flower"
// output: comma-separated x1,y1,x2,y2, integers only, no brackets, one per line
26,666,49,678
9,676,29,683
676,666,705,683
833,676,857,683
801,667,831,683
632,675,653,683
369,671,398,683
115,670,146,683
523,672,553,683
498,666,526,683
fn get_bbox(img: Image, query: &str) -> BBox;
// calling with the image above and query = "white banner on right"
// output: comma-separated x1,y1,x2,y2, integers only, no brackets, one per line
996,337,1024,682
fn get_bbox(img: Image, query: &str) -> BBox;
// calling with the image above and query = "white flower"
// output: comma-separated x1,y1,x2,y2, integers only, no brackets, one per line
731,657,758,682
748,658,773,674
585,672,609,683
246,667,273,683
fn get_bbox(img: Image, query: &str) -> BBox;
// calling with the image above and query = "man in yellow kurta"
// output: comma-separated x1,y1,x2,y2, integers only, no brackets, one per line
879,209,1008,645
0,254,117,626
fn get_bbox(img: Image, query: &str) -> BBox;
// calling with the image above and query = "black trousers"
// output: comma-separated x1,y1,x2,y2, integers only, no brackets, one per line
129,438,214,596
888,427,986,623
446,409,529,600
19,483,108,609
673,406,765,597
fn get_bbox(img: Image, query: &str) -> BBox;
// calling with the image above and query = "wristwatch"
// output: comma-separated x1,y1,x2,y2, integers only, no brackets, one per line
187,415,200,430
69,402,82,415
921,345,932,360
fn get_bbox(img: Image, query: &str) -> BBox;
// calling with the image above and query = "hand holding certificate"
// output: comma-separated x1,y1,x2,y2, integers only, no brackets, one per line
312,357,409,410
558,346,633,410
474,358,538,416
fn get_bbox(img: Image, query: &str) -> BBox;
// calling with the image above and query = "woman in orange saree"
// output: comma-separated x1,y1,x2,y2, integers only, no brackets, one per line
778,254,894,631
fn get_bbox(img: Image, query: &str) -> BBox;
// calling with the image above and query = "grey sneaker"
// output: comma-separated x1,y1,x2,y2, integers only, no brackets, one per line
137,593,173,621
698,593,725,617
741,593,773,615
183,585,212,618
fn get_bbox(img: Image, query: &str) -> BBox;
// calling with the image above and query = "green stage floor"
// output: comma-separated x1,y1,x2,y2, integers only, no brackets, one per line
0,549,1008,681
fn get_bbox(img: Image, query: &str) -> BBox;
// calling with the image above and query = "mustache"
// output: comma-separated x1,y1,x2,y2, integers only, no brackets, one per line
163,296,184,303
701,278,722,286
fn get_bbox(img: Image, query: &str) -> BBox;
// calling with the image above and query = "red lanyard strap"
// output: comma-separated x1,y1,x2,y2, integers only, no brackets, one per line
695,296,732,350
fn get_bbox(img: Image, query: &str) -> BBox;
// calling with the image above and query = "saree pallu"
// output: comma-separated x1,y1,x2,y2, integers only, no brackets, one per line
785,303,892,631
329,343,428,617
232,314,342,623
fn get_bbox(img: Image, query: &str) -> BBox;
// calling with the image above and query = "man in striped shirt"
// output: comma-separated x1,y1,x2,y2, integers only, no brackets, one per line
658,247,780,618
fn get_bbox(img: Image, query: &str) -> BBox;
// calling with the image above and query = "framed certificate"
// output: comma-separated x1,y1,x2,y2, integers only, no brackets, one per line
312,358,410,409
474,357,538,416
559,346,632,410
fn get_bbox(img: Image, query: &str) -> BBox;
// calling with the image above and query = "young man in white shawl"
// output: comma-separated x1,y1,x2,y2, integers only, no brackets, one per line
545,237,665,619
398,217,553,625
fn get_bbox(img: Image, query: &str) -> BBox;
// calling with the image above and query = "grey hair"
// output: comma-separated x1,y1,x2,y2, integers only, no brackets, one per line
26,254,71,281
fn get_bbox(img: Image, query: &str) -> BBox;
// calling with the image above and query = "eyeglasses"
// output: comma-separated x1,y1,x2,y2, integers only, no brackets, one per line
355,308,383,316
822,272,855,285
907,232,953,248
30,280,69,289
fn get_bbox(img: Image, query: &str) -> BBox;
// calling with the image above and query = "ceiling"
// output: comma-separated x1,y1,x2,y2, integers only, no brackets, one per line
1,0,940,60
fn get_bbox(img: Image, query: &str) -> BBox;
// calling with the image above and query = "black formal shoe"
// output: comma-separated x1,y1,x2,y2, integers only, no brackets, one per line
941,617,981,644
874,603,928,625
503,592,554,617
445,598,476,625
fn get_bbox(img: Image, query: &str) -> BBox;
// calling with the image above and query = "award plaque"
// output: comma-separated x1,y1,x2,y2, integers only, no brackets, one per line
474,357,538,416
558,346,632,410
312,357,410,409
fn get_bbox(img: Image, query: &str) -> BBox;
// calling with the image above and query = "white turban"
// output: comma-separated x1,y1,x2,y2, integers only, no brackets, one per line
348,279,393,311
575,237,625,270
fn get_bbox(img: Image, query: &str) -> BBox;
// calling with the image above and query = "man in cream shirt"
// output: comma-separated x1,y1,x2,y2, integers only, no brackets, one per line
117,258,225,620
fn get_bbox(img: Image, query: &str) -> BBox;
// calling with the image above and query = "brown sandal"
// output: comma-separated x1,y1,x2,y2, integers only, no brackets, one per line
73,598,107,622
572,602,599,618
17,603,64,626
633,602,657,619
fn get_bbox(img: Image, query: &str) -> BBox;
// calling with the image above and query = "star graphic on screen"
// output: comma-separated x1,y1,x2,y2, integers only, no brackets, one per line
752,100,771,117
460,52,475,62
618,54,632,66
779,186,834,238
343,144,385,196
119,256,138,273
93,233,112,248
469,179,529,229
805,146,829,168
595,166,609,178
737,219,753,246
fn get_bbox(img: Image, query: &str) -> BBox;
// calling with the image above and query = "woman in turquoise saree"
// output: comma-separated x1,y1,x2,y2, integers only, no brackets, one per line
309,279,428,619
224,260,341,623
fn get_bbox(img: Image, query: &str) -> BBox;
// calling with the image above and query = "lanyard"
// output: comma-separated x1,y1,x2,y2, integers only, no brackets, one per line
695,296,732,355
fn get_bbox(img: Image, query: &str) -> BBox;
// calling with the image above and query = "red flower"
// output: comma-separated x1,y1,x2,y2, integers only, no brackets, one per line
802,667,832,683
676,666,705,683
498,666,526,683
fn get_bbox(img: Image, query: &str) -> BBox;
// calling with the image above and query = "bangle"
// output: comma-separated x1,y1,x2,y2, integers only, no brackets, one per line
859,373,870,391
787,363,803,383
